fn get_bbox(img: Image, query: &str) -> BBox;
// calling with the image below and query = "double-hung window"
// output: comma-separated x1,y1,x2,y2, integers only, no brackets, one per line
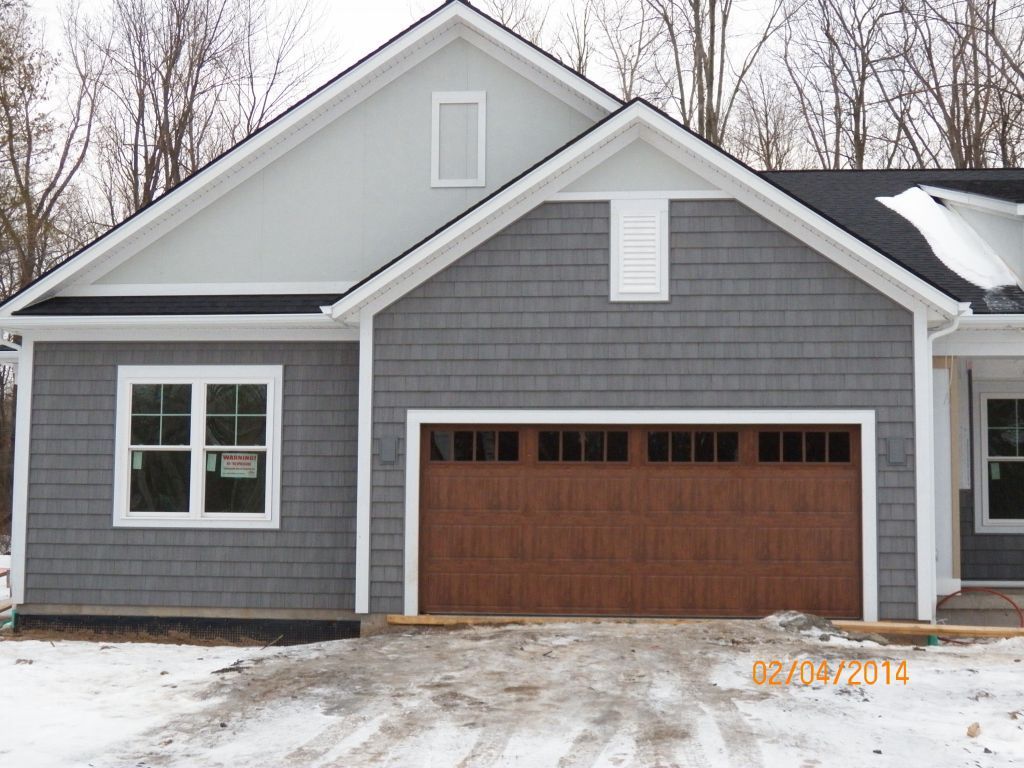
975,383,1024,533
113,365,282,529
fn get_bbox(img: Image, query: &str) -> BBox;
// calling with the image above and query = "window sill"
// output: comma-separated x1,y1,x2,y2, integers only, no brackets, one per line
113,514,280,530
974,520,1024,535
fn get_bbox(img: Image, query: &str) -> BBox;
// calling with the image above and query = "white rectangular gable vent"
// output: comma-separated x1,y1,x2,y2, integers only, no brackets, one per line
610,198,669,301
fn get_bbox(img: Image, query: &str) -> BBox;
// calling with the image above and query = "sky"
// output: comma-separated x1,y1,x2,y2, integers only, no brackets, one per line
30,0,583,89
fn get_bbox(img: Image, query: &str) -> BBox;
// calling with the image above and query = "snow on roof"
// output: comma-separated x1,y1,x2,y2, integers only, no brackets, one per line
877,187,1017,290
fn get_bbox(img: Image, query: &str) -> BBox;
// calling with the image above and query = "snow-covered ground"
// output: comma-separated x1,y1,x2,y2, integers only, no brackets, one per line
2,619,1023,767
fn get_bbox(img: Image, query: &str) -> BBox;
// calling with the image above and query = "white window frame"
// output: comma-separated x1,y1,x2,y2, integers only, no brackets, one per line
113,365,283,529
609,197,670,302
973,380,1024,534
431,91,486,188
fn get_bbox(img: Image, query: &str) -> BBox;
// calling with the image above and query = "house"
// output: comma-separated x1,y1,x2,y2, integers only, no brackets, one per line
3,0,1023,635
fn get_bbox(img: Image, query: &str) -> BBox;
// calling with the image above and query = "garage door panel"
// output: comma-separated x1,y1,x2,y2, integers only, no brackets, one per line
522,574,632,613
642,526,754,562
422,475,522,512
419,424,862,618
753,576,862,616
527,475,633,513
422,572,520,613
752,527,860,563
750,477,860,516
529,525,633,561
638,575,749,614
424,523,523,560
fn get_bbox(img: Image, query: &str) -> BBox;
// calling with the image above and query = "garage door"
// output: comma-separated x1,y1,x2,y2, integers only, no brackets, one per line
419,425,862,618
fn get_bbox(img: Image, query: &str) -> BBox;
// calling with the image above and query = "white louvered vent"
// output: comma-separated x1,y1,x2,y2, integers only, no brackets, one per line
610,198,669,301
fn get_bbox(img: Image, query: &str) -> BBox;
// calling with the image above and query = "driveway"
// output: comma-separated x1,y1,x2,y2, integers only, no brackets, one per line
3,617,1023,767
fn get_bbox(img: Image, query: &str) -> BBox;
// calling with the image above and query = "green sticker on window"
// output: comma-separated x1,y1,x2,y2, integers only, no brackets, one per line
207,453,217,472
992,463,1001,480
132,451,143,470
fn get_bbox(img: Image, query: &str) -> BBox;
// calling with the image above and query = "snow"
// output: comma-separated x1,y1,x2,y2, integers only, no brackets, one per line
2,620,1024,767
877,186,1018,289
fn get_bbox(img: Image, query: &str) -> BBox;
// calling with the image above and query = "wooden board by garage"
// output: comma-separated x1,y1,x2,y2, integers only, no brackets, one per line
419,425,862,618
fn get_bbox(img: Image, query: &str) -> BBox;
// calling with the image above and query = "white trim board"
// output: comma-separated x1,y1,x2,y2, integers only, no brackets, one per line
331,103,961,324
0,2,618,315
9,337,33,607
914,309,938,621
354,311,374,613
401,408,879,622
549,190,731,201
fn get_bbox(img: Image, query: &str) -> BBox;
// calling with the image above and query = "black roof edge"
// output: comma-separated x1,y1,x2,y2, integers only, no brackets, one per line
0,0,622,316
767,167,1024,173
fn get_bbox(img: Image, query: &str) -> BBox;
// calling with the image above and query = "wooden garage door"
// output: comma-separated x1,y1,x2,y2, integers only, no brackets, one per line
419,425,862,618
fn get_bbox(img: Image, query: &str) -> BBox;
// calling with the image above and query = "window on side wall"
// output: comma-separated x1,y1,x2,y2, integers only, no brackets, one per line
431,91,486,188
610,198,670,302
976,385,1024,533
113,365,282,529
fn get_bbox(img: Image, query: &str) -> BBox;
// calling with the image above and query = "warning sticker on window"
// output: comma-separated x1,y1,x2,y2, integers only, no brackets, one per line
220,453,258,479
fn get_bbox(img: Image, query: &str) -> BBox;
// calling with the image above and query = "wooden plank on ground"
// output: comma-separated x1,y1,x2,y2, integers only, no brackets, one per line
835,620,1024,638
387,614,701,627
390,615,1024,638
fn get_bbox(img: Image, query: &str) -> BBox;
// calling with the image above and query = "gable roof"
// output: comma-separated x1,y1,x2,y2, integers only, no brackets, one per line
326,100,963,323
0,0,620,320
767,170,1024,314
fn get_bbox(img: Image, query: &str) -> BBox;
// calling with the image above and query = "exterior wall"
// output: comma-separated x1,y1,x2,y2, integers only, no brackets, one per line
97,37,597,288
24,342,358,612
958,491,1024,580
371,200,919,619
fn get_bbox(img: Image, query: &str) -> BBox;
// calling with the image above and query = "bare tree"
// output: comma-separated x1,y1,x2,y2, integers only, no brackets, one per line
477,0,551,45
556,0,596,76
888,0,997,168
592,0,660,101
74,0,329,221
0,1,104,295
780,0,897,169
644,0,789,145
730,68,806,169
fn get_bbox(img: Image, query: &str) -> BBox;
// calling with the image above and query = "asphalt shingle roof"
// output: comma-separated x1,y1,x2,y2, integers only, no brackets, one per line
765,169,1024,313
13,295,342,316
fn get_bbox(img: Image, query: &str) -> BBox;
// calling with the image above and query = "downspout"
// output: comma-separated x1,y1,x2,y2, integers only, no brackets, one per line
927,304,971,344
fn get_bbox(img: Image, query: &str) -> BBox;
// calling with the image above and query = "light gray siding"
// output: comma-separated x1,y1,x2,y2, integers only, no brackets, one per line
25,342,358,611
371,200,919,619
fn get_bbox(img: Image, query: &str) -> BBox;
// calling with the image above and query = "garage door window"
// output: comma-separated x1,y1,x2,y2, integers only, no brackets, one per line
538,430,628,462
430,430,519,462
758,430,850,463
647,430,738,462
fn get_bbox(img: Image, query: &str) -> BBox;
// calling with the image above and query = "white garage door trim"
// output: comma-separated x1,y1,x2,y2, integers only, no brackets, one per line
403,409,878,620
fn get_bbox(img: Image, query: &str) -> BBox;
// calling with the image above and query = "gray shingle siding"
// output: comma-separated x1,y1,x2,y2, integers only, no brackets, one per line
959,490,1024,580
371,200,918,619
25,342,358,612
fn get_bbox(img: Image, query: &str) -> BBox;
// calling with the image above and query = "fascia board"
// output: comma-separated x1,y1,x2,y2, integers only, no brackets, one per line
921,185,1024,218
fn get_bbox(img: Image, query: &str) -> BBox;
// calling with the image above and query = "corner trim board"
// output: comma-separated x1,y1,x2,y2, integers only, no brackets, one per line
402,408,879,622
914,309,938,621
354,312,373,613
10,337,32,606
